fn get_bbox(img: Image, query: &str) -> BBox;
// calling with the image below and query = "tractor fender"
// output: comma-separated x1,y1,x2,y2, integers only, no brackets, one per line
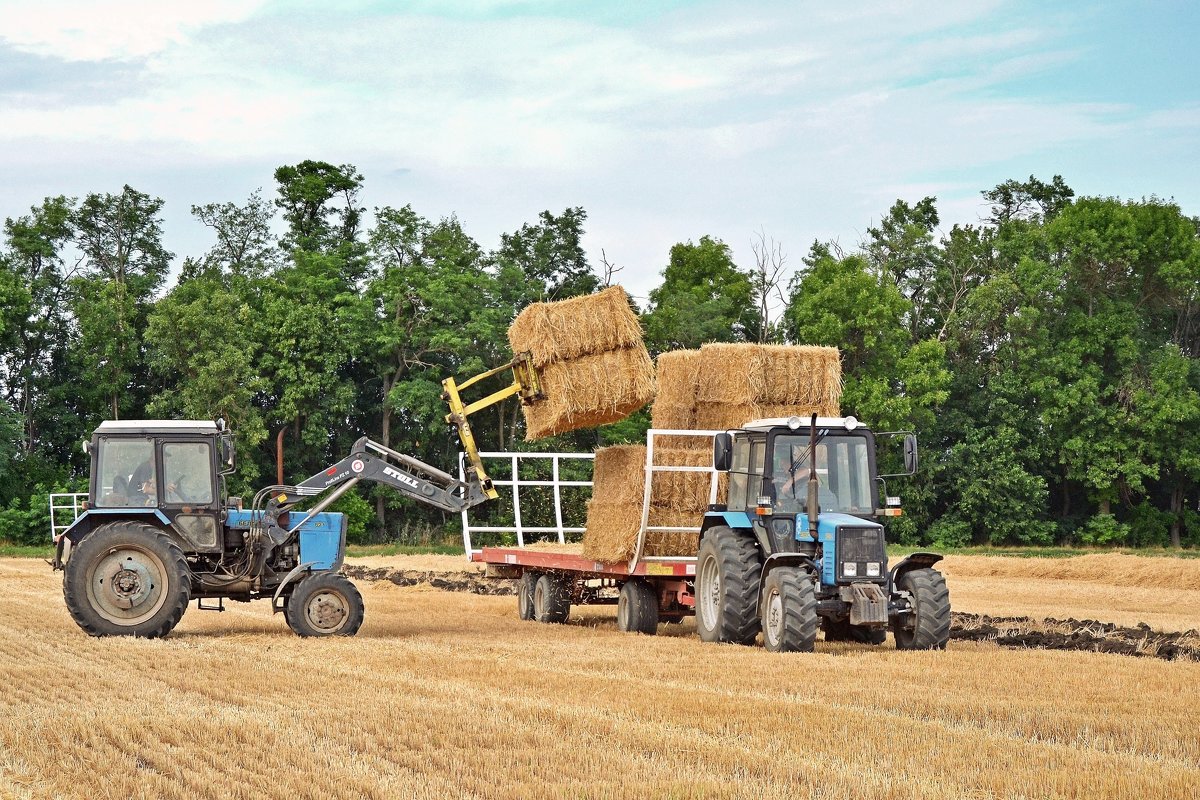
54,509,178,570
758,552,820,599
272,562,318,613
889,551,944,592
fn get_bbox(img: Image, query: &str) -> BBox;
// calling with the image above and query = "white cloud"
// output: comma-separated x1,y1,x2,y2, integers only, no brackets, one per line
0,0,265,61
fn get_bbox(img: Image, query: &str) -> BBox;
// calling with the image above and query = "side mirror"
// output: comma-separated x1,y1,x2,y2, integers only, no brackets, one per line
713,432,733,472
219,433,235,473
903,433,919,474
81,440,90,456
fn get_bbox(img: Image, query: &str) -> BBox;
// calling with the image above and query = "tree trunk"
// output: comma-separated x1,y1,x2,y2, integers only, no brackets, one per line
1099,497,1111,516
1170,483,1184,548
376,404,391,527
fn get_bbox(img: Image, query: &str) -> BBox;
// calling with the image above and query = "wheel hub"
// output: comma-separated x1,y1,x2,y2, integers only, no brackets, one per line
306,591,348,632
765,591,783,644
698,555,721,630
86,547,167,624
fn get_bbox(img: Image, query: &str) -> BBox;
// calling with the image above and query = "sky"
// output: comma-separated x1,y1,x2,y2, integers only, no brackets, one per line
0,0,1197,307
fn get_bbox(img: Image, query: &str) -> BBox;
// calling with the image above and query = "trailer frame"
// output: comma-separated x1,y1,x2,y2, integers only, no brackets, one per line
462,430,721,633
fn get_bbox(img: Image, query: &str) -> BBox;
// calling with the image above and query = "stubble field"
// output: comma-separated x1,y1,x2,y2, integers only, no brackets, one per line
1,553,1198,799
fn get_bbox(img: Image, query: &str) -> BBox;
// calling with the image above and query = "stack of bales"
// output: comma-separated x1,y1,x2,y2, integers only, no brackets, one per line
508,286,654,440
581,343,842,563
659,344,842,431
582,444,720,563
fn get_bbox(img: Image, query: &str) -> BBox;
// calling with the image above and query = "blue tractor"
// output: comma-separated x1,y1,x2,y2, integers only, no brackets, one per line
52,356,544,638
696,414,950,652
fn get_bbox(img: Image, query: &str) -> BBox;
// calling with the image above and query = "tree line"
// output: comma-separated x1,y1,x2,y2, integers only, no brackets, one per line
1,163,1197,548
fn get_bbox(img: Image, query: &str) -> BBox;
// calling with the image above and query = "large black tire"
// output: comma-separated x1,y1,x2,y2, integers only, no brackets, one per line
760,566,818,653
695,526,762,645
893,568,951,650
617,579,659,635
63,521,191,638
517,571,538,621
823,617,888,645
533,573,570,624
285,572,365,637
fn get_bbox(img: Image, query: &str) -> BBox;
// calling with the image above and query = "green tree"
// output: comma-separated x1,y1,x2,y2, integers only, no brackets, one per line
643,236,754,352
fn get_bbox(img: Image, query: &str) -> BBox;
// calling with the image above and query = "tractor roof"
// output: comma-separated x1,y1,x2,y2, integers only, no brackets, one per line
740,416,862,432
94,420,220,435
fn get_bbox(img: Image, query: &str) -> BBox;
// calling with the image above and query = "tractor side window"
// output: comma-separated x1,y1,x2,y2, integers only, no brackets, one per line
162,442,214,505
96,438,154,507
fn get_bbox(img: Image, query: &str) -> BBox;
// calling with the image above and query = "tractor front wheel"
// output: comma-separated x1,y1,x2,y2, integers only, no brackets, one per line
760,566,818,653
893,568,951,650
285,572,365,637
63,521,191,638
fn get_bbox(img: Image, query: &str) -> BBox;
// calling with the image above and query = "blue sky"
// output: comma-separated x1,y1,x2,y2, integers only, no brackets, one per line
0,0,1196,306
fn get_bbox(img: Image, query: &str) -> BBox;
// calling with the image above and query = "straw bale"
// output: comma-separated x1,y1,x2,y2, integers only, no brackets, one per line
650,350,702,429
508,286,644,367
590,445,648,507
522,347,655,440
694,400,840,431
694,343,842,409
581,502,703,563
650,447,725,510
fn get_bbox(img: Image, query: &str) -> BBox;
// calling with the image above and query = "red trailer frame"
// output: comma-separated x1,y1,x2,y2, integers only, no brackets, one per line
461,431,720,633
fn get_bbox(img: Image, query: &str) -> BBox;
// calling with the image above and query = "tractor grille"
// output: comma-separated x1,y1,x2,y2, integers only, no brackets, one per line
836,526,886,583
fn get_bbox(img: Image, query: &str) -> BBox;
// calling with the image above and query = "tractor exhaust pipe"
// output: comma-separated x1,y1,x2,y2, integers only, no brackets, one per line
807,413,819,540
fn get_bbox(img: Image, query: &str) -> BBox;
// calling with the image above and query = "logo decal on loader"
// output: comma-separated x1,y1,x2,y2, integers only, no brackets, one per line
382,465,420,488
351,460,364,473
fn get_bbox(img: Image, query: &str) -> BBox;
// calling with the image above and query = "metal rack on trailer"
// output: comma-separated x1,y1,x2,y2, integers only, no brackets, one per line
461,430,721,634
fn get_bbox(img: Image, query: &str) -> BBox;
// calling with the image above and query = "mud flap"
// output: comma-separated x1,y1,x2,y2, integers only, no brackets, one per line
849,583,888,626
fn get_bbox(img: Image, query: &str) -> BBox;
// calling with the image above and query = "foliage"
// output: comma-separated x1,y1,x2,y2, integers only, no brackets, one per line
0,168,1197,550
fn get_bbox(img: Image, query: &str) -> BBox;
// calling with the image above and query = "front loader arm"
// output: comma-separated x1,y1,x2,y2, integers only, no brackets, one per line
442,352,543,500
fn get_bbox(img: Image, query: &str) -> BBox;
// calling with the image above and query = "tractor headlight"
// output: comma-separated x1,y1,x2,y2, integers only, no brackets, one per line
866,562,881,577
843,562,857,577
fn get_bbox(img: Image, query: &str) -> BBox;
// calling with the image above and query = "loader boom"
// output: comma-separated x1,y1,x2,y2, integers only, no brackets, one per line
441,352,543,500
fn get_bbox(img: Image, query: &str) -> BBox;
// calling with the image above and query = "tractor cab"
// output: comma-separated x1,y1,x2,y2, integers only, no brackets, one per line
74,420,235,553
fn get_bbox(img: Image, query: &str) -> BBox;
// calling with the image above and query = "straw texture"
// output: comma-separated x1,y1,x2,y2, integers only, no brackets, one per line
507,286,655,440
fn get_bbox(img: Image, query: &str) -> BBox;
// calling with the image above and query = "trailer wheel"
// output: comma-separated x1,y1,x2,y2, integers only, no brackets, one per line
761,566,818,653
617,580,659,635
285,572,364,637
695,526,761,645
63,521,191,638
823,618,887,645
533,573,570,624
517,571,538,621
893,568,950,650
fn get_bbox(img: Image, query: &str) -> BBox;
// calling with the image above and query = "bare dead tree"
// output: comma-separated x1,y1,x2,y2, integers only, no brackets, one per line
598,248,624,287
750,228,788,343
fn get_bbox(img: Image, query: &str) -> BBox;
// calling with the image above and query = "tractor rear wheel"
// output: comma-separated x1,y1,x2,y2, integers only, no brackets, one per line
533,573,570,623
285,572,364,637
617,579,658,635
893,568,950,650
760,566,818,653
517,571,538,620
63,521,191,638
695,526,762,646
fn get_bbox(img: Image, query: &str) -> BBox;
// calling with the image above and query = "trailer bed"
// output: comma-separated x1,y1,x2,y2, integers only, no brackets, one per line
474,547,696,578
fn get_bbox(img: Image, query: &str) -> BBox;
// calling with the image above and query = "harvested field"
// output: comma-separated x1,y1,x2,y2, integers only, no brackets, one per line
4,555,1200,799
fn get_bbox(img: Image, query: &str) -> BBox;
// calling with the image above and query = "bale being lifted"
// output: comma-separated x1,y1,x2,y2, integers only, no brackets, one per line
508,286,654,440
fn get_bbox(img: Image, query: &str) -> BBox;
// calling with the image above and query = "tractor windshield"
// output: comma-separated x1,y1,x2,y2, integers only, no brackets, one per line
95,438,155,507
772,434,874,514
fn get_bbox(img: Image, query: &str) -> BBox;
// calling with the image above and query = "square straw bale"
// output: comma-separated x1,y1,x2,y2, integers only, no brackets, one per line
581,502,702,563
649,446,726,509
508,286,644,368
590,445,648,506
521,347,655,440
650,350,702,429
694,343,842,408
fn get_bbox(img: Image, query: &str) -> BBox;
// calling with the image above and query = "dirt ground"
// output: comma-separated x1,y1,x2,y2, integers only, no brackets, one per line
2,554,1199,799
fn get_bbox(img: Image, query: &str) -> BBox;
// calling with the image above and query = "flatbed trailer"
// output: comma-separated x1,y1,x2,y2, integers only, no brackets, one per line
461,430,719,634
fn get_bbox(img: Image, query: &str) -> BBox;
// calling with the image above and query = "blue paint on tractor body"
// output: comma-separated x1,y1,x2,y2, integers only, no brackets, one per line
225,510,347,570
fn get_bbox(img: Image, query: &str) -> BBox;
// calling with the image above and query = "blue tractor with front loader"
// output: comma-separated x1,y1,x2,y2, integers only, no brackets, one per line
52,356,543,638
696,414,950,651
